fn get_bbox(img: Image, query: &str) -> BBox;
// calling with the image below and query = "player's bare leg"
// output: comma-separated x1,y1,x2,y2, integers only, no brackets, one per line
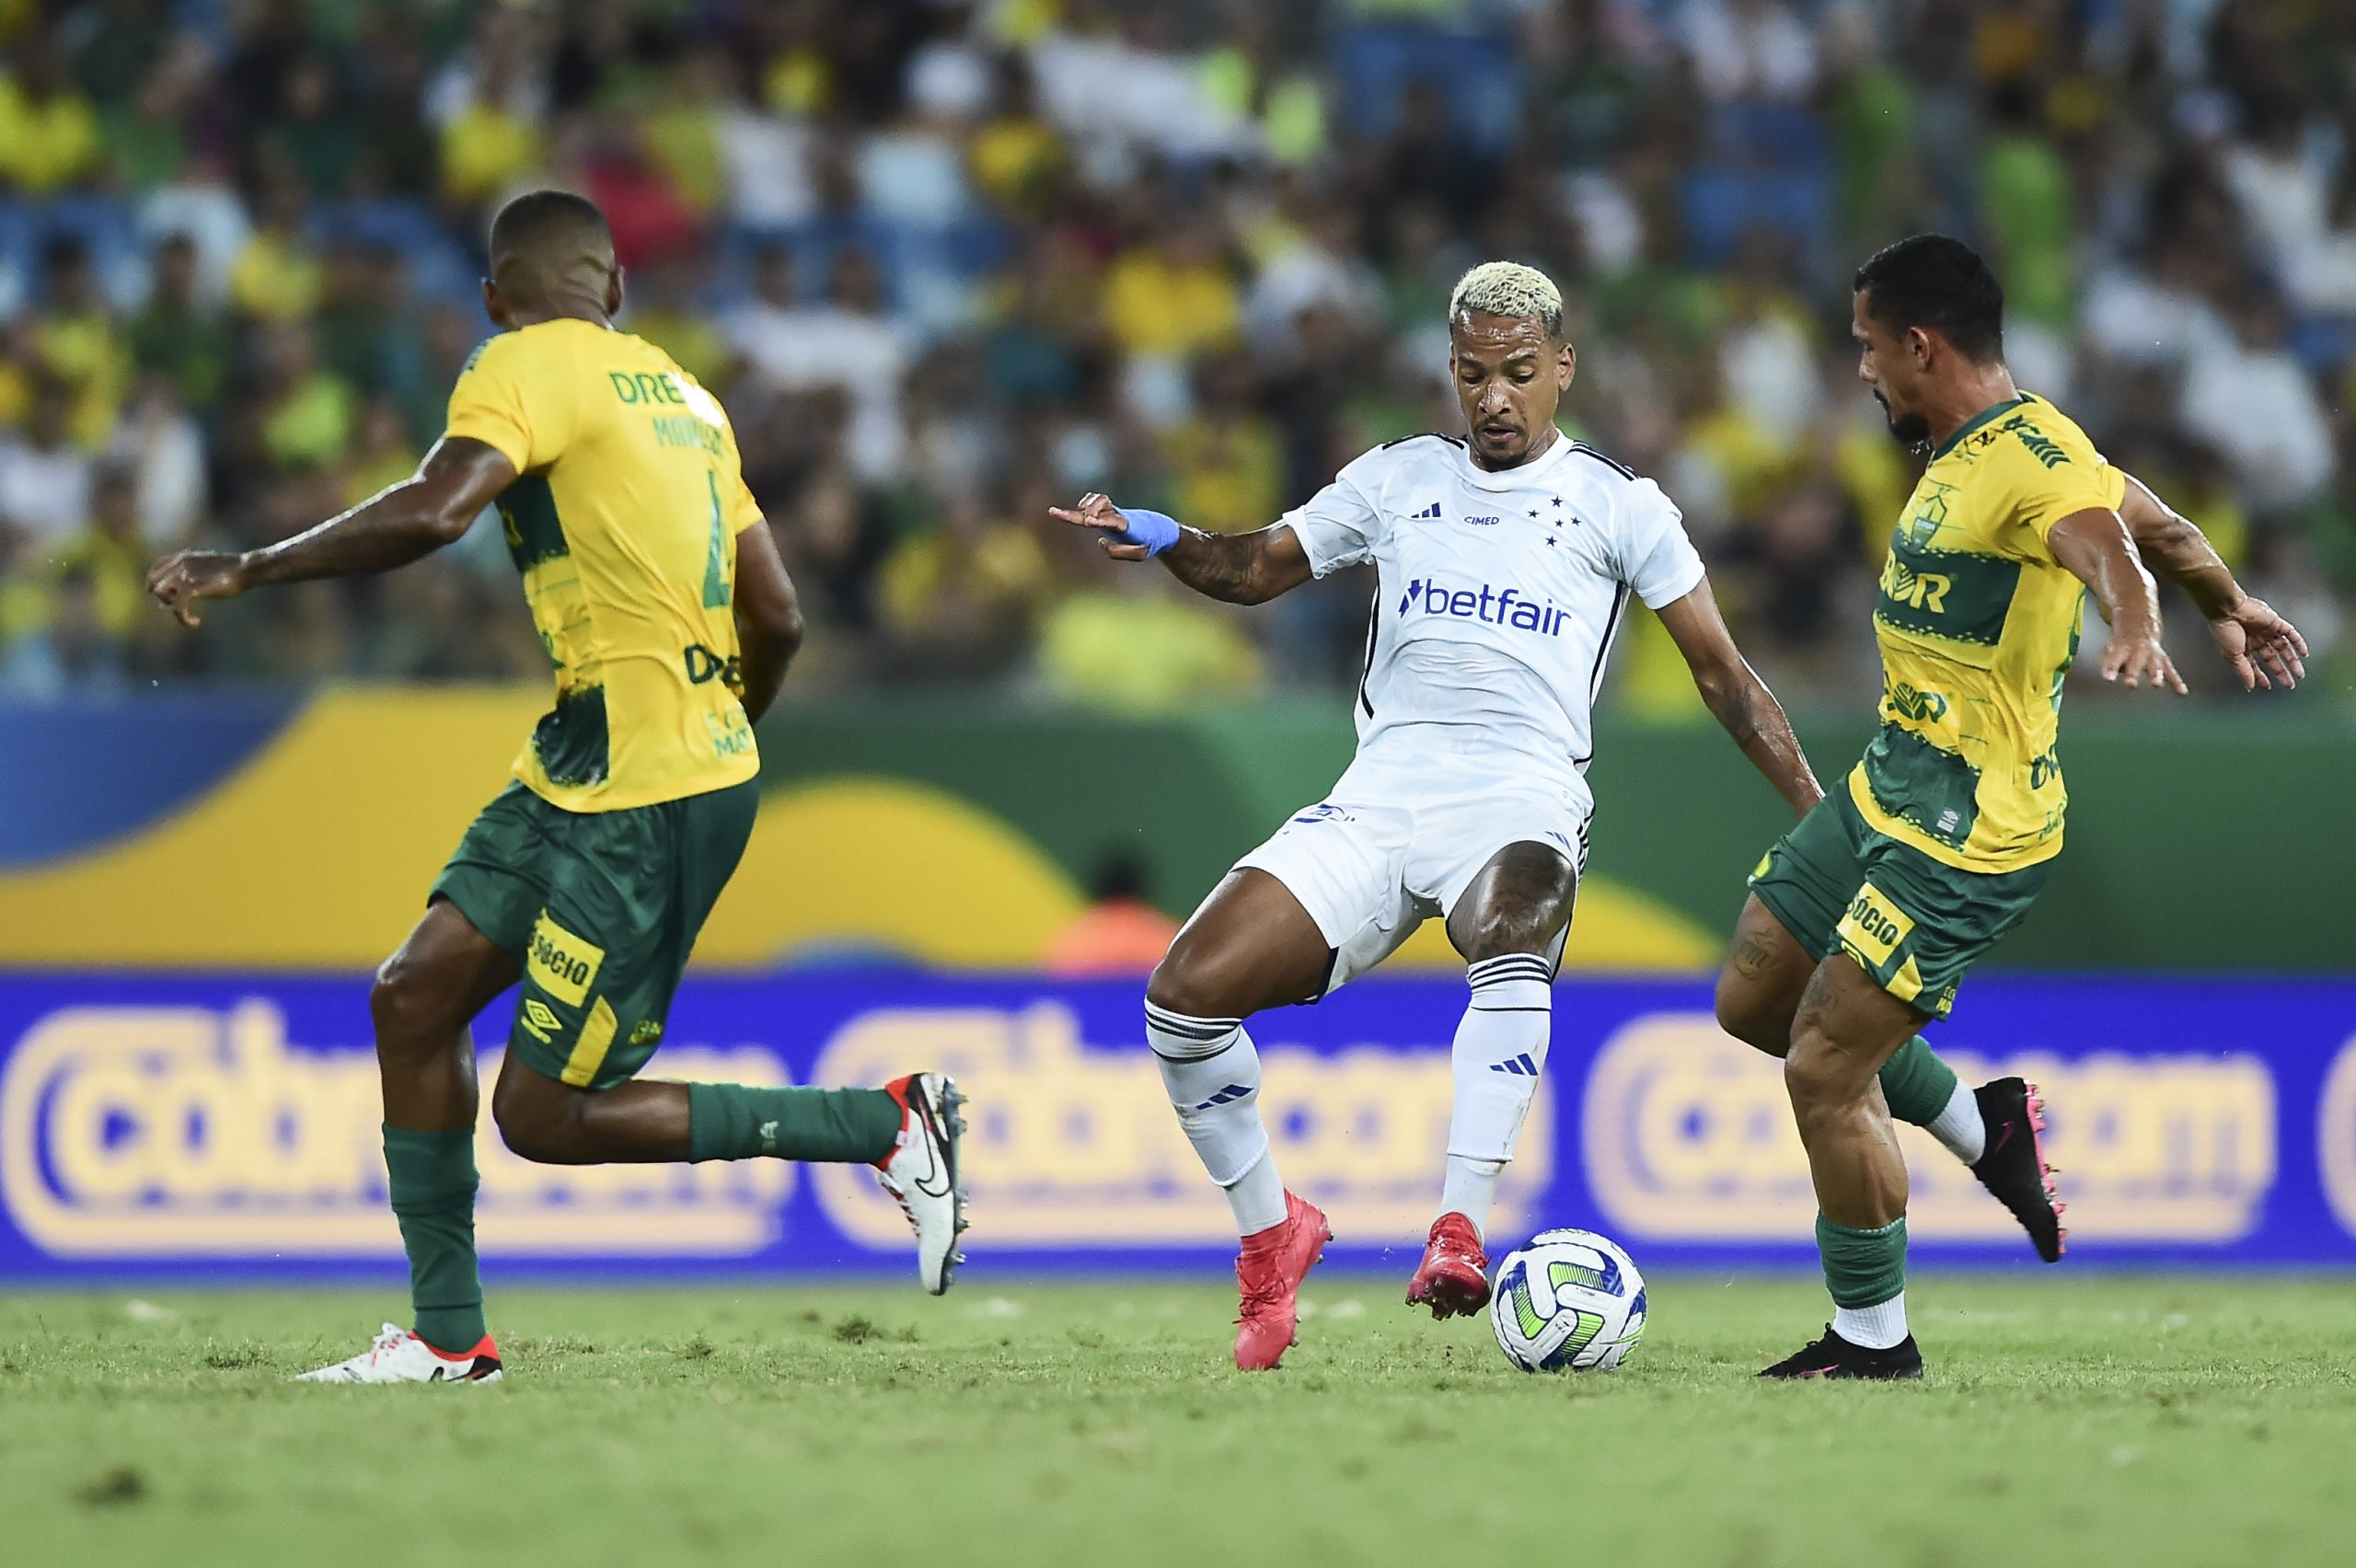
1712,894,1815,1058
1406,842,1578,1319
491,1053,968,1294
1147,869,1337,1370
303,900,518,1383
1715,894,2062,1262
1761,955,1925,1379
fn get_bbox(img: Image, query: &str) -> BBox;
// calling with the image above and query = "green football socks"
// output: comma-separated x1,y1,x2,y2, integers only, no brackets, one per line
1877,1034,1960,1126
686,1081,904,1164
1817,1214,1908,1309
383,1125,487,1354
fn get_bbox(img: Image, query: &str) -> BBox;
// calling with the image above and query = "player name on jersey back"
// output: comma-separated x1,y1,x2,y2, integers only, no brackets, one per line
1279,432,1706,782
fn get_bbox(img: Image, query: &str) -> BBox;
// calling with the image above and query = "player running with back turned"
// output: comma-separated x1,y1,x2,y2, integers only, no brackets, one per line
147,191,968,1385
1715,236,2307,1380
1056,261,1832,1370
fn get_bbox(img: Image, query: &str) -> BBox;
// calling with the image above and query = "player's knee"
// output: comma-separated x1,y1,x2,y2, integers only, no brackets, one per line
491,1088,579,1165
1146,941,1237,1021
370,951,456,1047
1714,970,1787,1055
1456,909,1550,965
1783,1032,1865,1118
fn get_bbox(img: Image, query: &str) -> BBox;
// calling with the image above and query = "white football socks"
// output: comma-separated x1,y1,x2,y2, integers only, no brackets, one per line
1834,1292,1910,1350
1146,1000,1288,1236
1439,953,1554,1238
1924,1081,1987,1164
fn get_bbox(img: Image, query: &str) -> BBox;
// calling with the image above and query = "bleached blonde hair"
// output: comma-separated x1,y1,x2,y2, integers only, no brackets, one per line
1448,260,1565,340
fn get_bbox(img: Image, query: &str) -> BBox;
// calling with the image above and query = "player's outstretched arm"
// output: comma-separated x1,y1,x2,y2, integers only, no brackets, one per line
1654,578,1824,818
2048,505,2185,694
731,518,803,721
1048,493,1313,605
146,437,517,628
2117,473,2306,691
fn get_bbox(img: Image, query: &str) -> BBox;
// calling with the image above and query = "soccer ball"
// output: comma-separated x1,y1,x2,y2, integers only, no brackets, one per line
1489,1228,1647,1373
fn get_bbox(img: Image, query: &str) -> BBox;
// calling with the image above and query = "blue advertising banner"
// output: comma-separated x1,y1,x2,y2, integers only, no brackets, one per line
2,973,2351,1281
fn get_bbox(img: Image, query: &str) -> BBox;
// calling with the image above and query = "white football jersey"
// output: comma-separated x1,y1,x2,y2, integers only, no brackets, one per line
1279,431,1705,790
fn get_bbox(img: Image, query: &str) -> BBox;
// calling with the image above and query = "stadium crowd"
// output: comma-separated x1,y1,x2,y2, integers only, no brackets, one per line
1,0,2352,711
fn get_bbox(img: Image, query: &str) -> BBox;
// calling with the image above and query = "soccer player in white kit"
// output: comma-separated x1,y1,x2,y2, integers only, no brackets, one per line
1054,263,1824,1370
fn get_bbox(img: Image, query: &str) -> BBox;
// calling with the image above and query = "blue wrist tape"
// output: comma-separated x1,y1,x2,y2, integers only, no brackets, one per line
1115,507,1182,558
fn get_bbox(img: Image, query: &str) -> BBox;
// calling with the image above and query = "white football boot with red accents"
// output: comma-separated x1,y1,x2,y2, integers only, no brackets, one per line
297,1323,503,1384
875,1072,969,1294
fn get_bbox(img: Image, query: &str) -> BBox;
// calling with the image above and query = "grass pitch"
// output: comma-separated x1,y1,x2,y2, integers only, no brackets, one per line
3,1276,2350,1568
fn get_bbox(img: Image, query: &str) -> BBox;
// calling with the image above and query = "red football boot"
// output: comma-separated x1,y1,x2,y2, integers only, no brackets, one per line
1404,1211,1490,1319
1232,1192,1332,1371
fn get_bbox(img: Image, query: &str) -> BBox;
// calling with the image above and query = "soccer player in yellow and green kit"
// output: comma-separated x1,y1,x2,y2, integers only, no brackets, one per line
1707,235,2308,1378
147,191,969,1385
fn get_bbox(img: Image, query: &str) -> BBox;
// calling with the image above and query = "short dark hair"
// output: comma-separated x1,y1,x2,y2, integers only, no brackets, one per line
487,190,613,296
1853,234,2005,363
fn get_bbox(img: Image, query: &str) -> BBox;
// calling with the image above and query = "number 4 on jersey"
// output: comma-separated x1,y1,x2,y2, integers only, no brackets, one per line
702,468,732,609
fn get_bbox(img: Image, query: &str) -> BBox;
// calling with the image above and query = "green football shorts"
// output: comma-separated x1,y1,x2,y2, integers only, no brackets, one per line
431,778,758,1090
1747,784,2050,1020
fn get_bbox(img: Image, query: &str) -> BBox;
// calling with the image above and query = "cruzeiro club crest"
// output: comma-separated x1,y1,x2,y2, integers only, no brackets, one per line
1901,478,1957,550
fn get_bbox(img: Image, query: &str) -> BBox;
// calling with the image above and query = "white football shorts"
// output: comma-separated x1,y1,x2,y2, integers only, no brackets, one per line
1233,754,1592,994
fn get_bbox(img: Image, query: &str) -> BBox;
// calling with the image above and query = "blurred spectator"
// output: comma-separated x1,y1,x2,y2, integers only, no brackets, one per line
729,248,910,476
1040,540,1263,712
1043,854,1181,976
0,0,2345,709
0,564,126,698
877,487,1052,679
2180,295,2335,511
1681,0,1818,105
0,376,94,554
230,169,325,321
33,237,128,447
131,233,234,411
0,35,102,194
1102,214,1242,363
626,252,733,394
1165,353,1283,535
255,323,356,473
107,376,207,548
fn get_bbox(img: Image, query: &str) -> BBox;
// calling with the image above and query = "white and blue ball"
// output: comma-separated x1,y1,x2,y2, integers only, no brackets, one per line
1489,1228,1647,1373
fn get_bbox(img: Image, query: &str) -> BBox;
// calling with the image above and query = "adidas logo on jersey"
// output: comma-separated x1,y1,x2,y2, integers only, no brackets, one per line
1410,502,1443,520
1400,578,1568,635
1489,1053,1540,1077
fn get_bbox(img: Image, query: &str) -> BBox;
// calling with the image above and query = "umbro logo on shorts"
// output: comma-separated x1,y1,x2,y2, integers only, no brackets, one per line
1489,1053,1540,1077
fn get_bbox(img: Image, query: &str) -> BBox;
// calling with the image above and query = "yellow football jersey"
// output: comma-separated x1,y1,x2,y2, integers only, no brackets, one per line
444,317,763,812
1850,392,2127,871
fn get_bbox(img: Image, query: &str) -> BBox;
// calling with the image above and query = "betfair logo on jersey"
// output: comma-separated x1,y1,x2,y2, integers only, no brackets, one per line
1582,1016,2276,1243
1878,557,1951,614
1997,414,2071,468
0,1002,792,1258
682,643,743,687
527,914,604,1009
1399,579,1568,635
